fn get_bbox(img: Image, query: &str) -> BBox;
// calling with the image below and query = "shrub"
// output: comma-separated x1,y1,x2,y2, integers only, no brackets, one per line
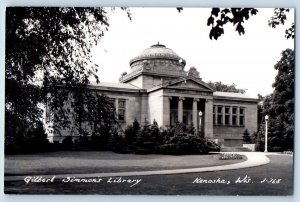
219,153,243,160
124,118,140,143
242,129,252,143
110,133,128,153
5,121,51,154
62,136,73,150
116,120,220,155
158,133,220,155
73,135,89,151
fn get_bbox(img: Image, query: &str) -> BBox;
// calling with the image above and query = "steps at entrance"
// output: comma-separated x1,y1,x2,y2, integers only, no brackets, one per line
221,147,252,152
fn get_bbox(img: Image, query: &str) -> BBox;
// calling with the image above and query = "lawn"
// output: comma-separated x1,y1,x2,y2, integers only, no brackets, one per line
4,154,293,195
5,151,246,175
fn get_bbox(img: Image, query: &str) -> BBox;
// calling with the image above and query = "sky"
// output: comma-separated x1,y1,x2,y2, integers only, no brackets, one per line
91,8,294,98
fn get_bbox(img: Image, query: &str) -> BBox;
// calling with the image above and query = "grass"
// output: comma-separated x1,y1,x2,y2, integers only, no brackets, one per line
5,151,246,175
4,155,293,195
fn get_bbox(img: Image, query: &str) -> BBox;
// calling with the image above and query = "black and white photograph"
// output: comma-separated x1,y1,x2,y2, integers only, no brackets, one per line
4,7,295,195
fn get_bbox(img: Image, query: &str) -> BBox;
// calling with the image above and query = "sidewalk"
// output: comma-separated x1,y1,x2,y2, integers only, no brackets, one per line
4,152,278,182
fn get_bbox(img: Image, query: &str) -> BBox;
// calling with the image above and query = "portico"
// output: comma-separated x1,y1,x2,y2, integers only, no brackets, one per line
168,96,205,134
156,82,214,138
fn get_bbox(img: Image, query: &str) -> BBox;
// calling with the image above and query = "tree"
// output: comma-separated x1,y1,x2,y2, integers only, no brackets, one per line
124,118,140,143
206,8,258,40
177,7,293,40
256,49,294,151
271,49,294,150
5,7,130,152
207,81,246,93
268,8,294,39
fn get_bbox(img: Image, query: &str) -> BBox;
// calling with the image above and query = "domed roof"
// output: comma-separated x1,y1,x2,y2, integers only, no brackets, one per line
129,43,185,66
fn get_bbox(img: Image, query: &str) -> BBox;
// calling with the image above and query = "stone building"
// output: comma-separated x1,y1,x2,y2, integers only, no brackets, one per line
45,43,258,147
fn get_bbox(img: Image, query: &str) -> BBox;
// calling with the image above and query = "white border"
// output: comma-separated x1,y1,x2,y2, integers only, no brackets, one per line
0,1,298,202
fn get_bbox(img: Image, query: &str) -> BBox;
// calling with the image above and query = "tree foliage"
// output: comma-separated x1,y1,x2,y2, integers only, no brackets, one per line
271,49,294,150
207,8,258,40
207,81,246,93
268,8,294,39
178,7,293,40
5,7,130,152
256,49,294,151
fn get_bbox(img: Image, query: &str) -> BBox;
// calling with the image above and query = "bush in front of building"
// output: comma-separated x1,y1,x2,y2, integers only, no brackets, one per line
114,120,220,155
157,122,220,154
124,118,140,143
124,119,163,154
242,129,252,143
5,121,51,154
158,132,220,155
62,136,73,150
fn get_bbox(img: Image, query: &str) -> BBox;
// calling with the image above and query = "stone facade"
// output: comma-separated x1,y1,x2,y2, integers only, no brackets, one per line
212,94,258,147
45,43,258,148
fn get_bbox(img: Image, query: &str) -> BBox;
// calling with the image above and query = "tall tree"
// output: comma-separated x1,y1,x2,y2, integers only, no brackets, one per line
271,49,294,150
5,7,130,151
256,49,294,151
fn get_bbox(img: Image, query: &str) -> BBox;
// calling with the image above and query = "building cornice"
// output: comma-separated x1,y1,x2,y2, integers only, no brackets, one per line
213,95,259,103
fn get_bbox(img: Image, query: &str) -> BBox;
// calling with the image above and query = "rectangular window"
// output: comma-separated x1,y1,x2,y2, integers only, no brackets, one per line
239,108,245,126
118,99,126,121
239,116,244,126
217,115,222,125
232,107,237,125
217,106,222,113
108,98,116,109
239,108,244,115
217,106,223,125
232,116,237,125
225,107,230,114
107,98,116,120
232,107,237,114
118,109,125,120
225,115,230,125
118,100,125,108
225,106,230,125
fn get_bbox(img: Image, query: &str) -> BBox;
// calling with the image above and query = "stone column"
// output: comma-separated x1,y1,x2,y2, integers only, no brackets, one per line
204,98,214,138
178,97,185,123
140,95,148,124
193,98,199,134
162,96,172,126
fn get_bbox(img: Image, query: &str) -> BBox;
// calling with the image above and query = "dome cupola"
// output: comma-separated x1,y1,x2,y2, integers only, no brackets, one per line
120,43,187,85
129,42,186,67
